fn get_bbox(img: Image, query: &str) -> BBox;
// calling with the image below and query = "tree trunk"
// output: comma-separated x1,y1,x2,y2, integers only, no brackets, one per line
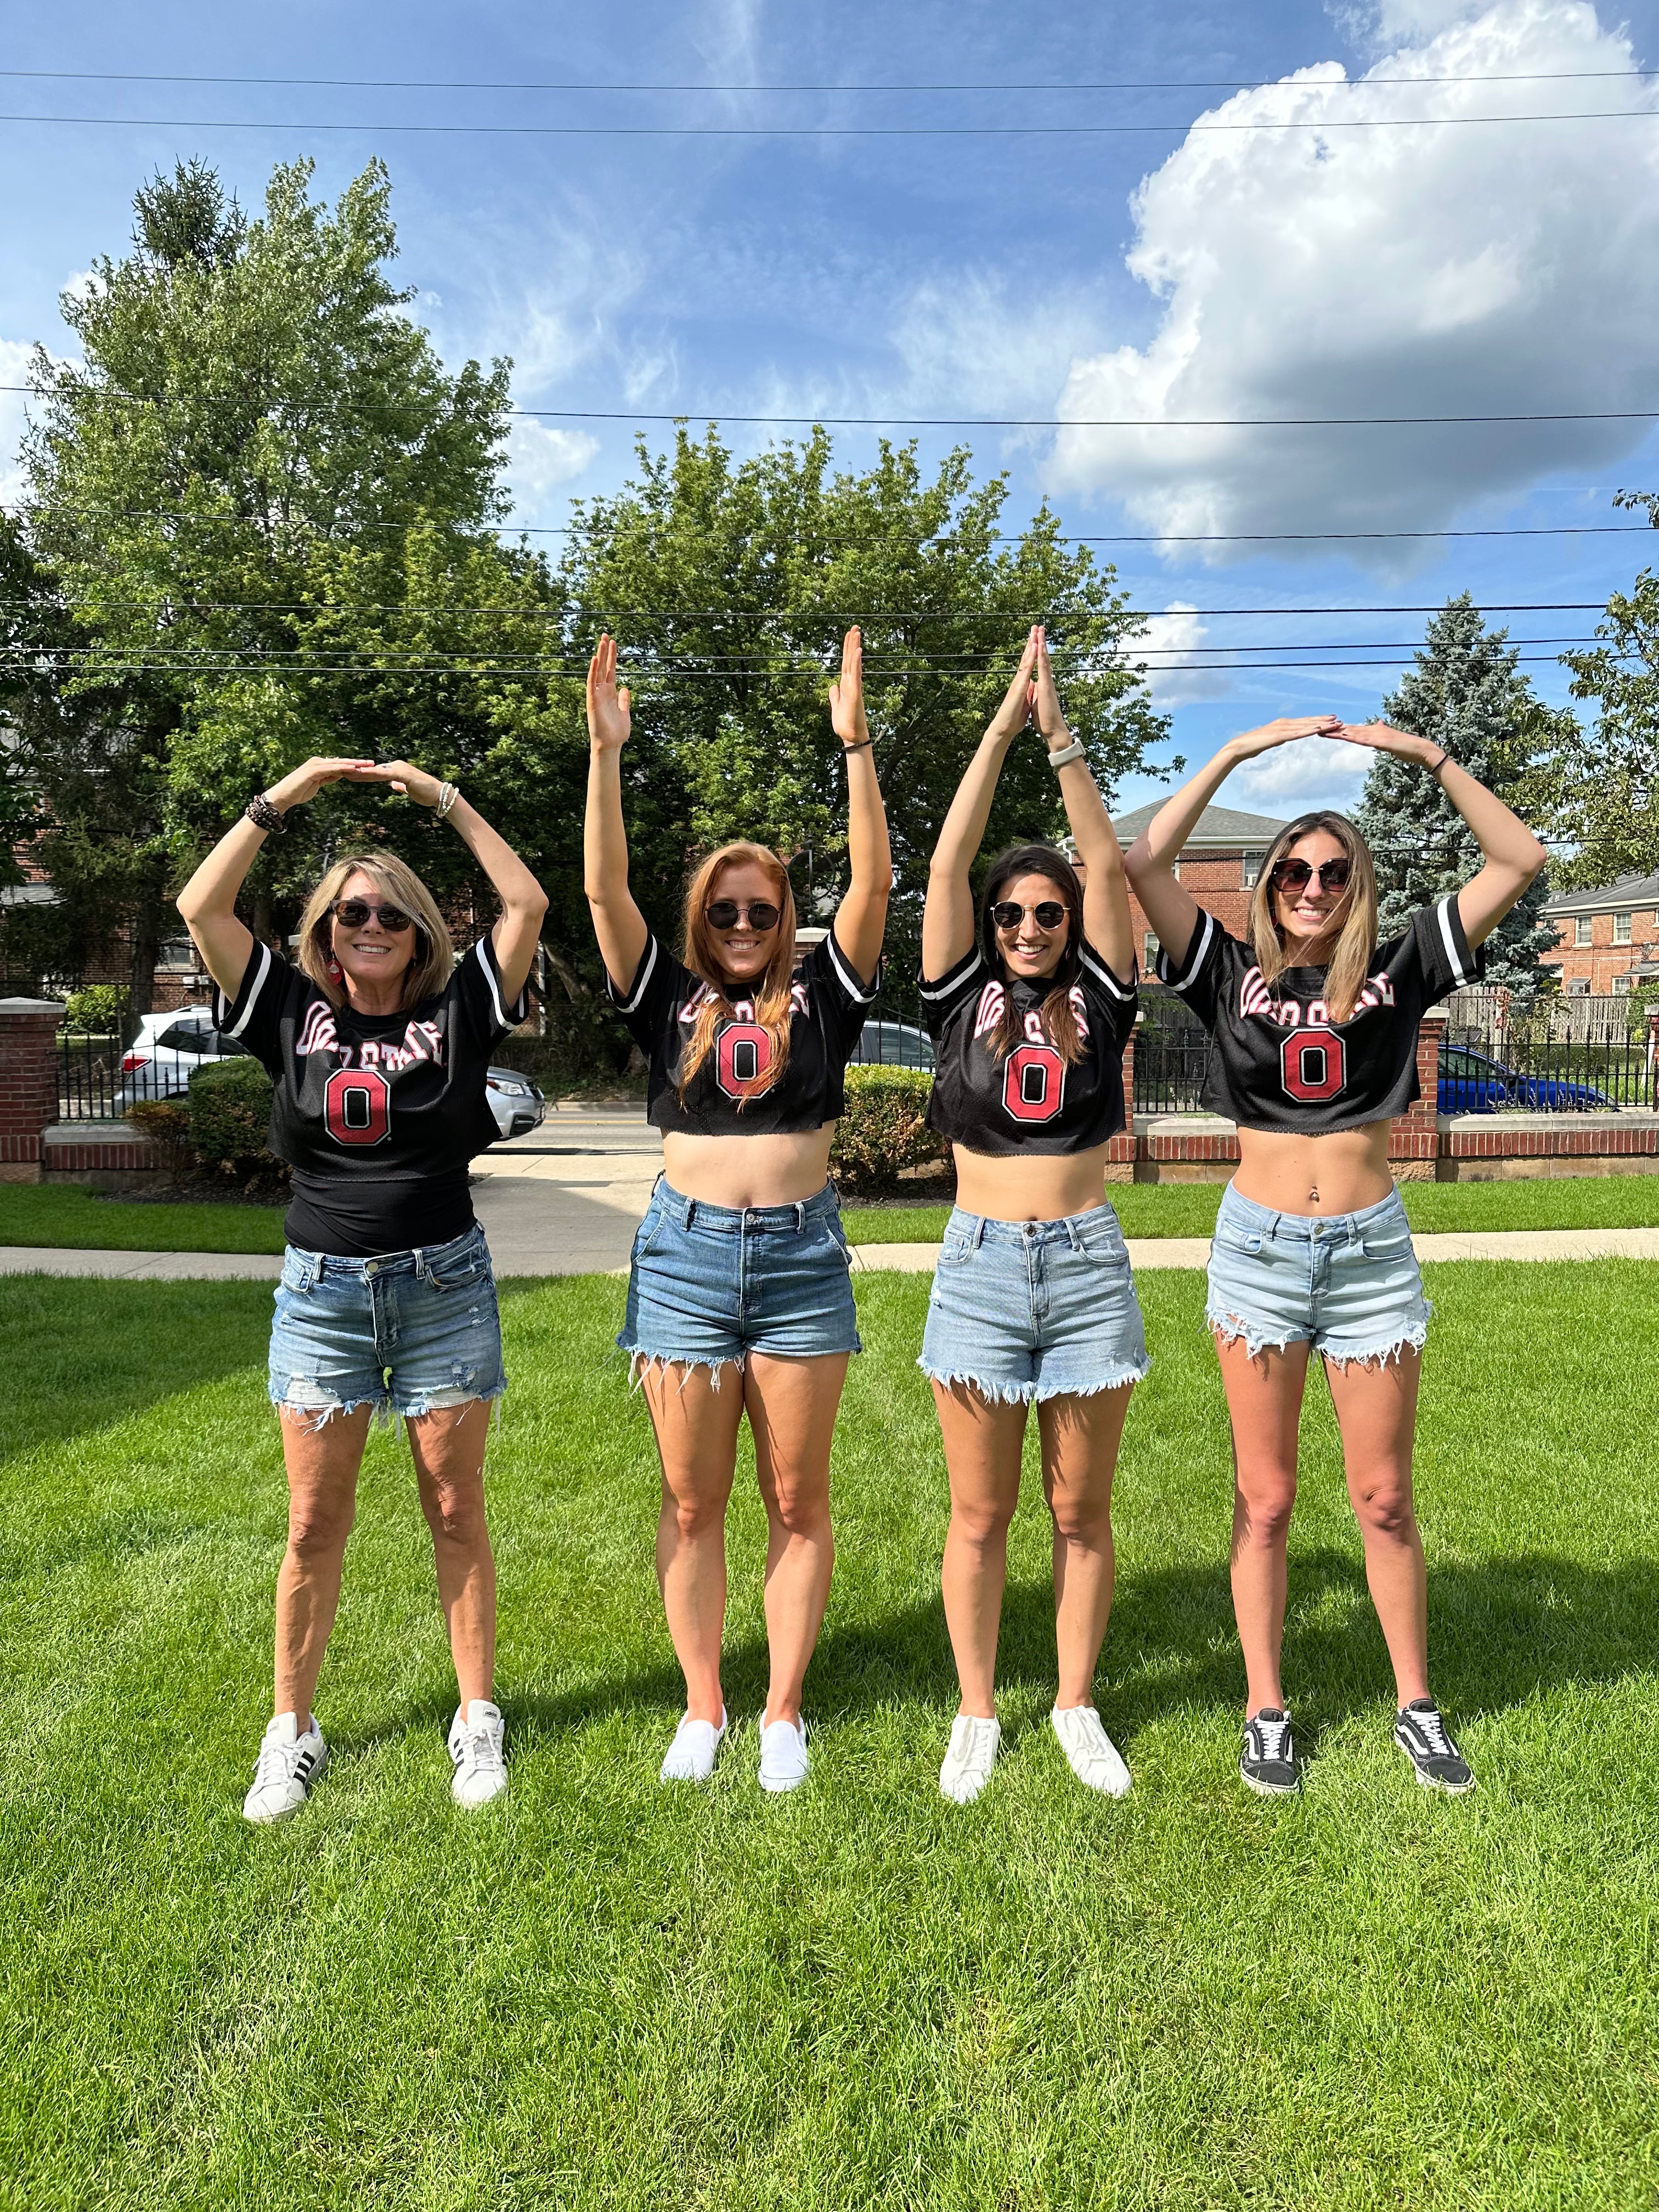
541,937,589,1002
126,875,167,1020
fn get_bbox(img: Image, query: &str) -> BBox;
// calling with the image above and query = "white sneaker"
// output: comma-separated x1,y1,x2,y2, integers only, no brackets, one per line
758,1713,811,1793
659,1706,727,1784
242,1711,328,1824
939,1713,1002,1804
1052,1705,1132,1797
448,1699,507,1808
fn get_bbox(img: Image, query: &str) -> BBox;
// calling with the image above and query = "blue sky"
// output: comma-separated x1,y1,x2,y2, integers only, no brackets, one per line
4,0,1658,820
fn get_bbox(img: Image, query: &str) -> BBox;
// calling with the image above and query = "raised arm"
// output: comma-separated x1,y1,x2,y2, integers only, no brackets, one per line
825,626,893,984
921,627,1040,978
177,756,376,998
583,633,649,993
1122,714,1342,967
1336,722,1548,948
1030,627,1134,977
365,763,549,1002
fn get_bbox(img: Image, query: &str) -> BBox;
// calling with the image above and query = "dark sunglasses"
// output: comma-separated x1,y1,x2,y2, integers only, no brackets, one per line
332,898,416,933
706,899,781,932
1269,857,1352,896
991,899,1068,933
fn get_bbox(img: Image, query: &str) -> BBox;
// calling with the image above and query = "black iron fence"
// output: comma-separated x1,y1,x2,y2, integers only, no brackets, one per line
57,1017,251,1120
1477,1020,1654,1111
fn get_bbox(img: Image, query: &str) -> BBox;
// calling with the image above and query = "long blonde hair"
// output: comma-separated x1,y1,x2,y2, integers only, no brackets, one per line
676,843,798,1104
1246,812,1379,1022
297,853,455,1012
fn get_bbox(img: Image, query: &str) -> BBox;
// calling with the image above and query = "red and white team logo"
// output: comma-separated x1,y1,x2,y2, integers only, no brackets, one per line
716,1020,774,1099
1280,1029,1346,1103
1003,1042,1065,1122
323,1065,392,1145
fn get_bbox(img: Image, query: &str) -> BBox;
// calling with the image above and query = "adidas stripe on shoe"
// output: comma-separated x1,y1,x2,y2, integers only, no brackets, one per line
242,1711,328,1824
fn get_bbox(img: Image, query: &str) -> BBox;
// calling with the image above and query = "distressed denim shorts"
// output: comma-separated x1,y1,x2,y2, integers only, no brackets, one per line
619,1178,861,1377
1206,1183,1432,1368
268,1220,507,1426
918,1201,1151,1404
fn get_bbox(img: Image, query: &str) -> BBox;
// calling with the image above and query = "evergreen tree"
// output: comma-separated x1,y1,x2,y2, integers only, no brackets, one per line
1353,594,1561,996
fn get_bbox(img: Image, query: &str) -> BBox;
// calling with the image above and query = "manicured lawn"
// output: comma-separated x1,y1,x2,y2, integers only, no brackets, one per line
844,1172,1659,1243
3,1264,1657,2207
0,1180,287,1253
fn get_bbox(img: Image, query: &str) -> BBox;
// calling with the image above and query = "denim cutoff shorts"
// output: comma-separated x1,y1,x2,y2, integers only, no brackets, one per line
1206,1183,1432,1367
919,1201,1150,1404
618,1178,861,1375
268,1220,507,1426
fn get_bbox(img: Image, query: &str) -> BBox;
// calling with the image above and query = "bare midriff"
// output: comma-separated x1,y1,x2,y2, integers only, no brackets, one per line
950,1139,1116,1224
660,1126,838,1209
1231,1121,1396,1218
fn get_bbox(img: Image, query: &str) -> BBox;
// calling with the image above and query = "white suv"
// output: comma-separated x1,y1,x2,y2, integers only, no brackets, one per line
114,1010,252,1111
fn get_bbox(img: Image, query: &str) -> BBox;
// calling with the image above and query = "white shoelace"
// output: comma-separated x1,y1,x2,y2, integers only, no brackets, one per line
1408,1706,1451,1754
1253,1714,1292,1761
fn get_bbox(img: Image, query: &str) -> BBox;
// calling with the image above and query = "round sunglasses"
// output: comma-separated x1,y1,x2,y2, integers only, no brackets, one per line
332,898,416,933
991,899,1068,933
706,899,781,932
1269,857,1351,896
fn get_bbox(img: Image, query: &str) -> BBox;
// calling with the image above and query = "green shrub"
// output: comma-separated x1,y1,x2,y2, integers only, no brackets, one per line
188,1057,277,1170
126,1098,195,1179
830,1067,947,1196
63,984,128,1033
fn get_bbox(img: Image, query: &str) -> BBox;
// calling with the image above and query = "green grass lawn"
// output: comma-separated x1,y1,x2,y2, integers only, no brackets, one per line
4,1263,1657,2208
0,1180,287,1252
844,1172,1659,1243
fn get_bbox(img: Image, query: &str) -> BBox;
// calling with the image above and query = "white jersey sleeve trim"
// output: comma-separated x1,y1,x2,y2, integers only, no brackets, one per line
1436,895,1473,987
827,927,880,1004
1160,910,1215,995
608,932,659,1015
472,936,510,1033
216,938,273,1040
919,946,985,1002
1079,944,1134,1001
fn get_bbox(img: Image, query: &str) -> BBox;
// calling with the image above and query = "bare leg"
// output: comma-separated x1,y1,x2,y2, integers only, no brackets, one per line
1037,1385,1136,1711
746,1351,850,1728
1323,1350,1430,1707
640,1363,745,1726
274,1404,372,1728
408,1400,498,1708
933,1381,1029,1720
1214,1335,1311,1715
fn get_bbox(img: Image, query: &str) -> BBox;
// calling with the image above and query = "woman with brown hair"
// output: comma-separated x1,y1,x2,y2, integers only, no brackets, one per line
1124,717,1545,1797
177,757,547,1822
584,629,890,1793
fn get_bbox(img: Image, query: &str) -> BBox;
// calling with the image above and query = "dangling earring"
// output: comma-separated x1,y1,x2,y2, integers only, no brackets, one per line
327,953,343,982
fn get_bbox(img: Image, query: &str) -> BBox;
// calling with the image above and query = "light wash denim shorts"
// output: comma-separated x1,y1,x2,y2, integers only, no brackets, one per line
1206,1183,1431,1367
918,1201,1150,1404
268,1221,507,1426
619,1178,861,1376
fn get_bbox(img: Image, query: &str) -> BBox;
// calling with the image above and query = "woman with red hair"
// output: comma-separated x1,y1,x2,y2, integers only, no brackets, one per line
584,629,891,1793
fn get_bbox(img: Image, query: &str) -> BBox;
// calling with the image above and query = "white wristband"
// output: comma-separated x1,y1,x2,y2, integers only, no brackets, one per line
1046,738,1086,772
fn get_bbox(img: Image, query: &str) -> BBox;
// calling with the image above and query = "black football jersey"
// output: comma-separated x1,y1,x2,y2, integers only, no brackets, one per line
920,939,1137,1156
215,935,529,1253
607,926,880,1136
1155,894,1482,1133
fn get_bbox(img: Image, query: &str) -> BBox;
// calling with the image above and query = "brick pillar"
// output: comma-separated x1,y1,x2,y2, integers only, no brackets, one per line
0,998,66,1184
1390,1008,1447,1182
1120,1012,1139,1137
1104,1012,1141,1184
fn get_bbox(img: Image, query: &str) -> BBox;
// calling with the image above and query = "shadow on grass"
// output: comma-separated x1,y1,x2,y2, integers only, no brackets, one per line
350,1545,1659,1762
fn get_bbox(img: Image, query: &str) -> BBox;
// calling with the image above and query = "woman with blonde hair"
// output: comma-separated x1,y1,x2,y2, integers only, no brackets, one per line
585,629,890,1792
1124,716,1545,1797
177,757,547,1822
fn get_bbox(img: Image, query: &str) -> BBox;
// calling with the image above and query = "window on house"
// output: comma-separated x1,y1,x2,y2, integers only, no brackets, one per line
1615,911,1633,943
1613,972,1635,993
1243,849,1266,888
1575,916,1593,945
1144,932,1161,974
1567,977,1592,996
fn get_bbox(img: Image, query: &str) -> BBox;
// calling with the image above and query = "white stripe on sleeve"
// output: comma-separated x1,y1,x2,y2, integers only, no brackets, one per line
827,929,879,1003
1168,911,1214,994
1436,896,1471,986
1079,945,1132,1001
473,936,510,1032
219,940,272,1040
613,933,659,1015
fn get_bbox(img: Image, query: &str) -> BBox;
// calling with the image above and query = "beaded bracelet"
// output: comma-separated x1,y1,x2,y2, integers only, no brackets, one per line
435,781,461,818
245,794,287,834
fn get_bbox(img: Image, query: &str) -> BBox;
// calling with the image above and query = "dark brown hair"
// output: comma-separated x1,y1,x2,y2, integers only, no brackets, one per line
979,844,1086,1066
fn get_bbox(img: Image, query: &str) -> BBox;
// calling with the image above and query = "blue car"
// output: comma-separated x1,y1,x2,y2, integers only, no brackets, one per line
1437,1042,1610,1113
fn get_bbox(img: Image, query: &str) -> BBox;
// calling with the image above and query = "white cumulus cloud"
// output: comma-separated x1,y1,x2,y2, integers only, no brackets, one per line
1229,734,1375,812
0,340,40,506
1049,1,1659,559
1127,601,1236,706
505,418,599,518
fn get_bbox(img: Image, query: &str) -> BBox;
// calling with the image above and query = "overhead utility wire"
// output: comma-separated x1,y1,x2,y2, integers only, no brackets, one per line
0,596,1615,619
4,67,1656,91
1,650,1607,678
6,634,1611,661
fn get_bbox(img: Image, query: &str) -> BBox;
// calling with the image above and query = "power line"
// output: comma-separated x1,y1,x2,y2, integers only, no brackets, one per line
3,68,1656,93
0,593,1618,620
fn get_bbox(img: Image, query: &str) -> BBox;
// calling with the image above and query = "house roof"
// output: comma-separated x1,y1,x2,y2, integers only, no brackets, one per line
1544,869,1659,917
1110,800,1290,851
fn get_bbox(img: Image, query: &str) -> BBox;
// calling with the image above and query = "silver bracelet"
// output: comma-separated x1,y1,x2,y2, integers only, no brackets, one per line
436,781,460,819
1046,738,1087,772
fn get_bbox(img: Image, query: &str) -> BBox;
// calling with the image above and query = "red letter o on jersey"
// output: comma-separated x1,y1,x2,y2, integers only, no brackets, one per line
1280,1029,1346,1104
716,1021,773,1099
324,1065,392,1145
1003,1042,1065,1124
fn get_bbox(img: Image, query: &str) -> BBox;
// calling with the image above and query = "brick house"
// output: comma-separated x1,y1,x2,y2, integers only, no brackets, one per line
1107,800,1290,974
1539,871,1659,996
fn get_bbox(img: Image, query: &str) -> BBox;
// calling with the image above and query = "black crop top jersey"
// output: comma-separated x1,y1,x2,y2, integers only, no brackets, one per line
606,925,880,1135
919,939,1138,1156
215,935,529,1256
1155,894,1482,1133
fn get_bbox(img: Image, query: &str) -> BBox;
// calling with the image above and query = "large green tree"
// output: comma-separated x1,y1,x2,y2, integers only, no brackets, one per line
1353,595,1561,995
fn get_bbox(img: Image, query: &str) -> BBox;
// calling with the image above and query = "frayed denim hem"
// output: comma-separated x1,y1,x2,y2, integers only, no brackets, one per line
625,1350,745,1395
1206,1305,1432,1369
270,1384,506,1436
917,1357,1150,1405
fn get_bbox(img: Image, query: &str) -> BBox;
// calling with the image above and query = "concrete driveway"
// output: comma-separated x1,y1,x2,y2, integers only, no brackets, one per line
470,1103,661,1273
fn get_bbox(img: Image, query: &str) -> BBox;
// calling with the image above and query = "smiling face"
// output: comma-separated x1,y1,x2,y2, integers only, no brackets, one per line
329,868,418,998
1271,828,1353,958
994,870,1071,985
706,856,782,988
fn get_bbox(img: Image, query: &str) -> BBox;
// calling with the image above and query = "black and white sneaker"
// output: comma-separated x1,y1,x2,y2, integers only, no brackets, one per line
1394,1699,1474,1793
242,1711,329,1824
1240,1707,1299,1796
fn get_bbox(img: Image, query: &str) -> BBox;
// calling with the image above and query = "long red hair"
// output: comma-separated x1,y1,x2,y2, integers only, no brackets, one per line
676,843,799,1105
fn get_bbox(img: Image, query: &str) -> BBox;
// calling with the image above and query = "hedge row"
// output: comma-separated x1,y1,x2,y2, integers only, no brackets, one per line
828,1066,948,1197
128,1058,284,1181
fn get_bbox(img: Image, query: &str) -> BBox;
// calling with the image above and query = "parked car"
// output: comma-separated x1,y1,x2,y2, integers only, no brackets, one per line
1437,1042,1611,1114
853,1019,935,1071
113,1009,251,1111
485,1067,546,1139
